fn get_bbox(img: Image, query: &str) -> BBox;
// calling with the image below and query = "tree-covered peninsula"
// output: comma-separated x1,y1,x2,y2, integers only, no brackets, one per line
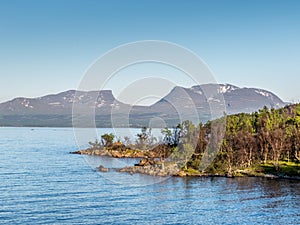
73,104,300,179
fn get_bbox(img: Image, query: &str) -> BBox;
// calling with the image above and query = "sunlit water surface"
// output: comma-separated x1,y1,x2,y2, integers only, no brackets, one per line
0,127,299,224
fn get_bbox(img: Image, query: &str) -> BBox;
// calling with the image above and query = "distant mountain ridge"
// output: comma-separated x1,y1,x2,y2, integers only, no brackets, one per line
0,84,286,127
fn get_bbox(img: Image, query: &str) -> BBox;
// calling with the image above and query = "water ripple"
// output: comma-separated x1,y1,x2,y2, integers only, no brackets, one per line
0,127,299,224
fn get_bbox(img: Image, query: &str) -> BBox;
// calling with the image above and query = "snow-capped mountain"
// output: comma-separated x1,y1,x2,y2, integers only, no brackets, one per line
0,84,286,127
0,90,127,114
150,83,285,114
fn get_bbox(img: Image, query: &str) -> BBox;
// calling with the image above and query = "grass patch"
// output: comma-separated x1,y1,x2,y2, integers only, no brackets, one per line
124,149,140,154
260,161,300,177
184,167,201,175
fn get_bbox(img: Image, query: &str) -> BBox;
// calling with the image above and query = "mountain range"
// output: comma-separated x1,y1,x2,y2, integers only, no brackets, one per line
0,84,286,127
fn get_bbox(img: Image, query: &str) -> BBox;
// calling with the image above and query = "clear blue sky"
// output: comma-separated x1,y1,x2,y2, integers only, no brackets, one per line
0,0,300,103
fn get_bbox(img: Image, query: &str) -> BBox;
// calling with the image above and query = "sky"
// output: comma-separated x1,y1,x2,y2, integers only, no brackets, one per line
0,0,300,104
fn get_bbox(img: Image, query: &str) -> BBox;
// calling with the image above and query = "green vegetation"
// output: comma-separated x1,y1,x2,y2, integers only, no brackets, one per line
101,133,115,147
86,104,300,178
259,161,300,177
135,127,157,150
158,103,300,177
183,104,300,177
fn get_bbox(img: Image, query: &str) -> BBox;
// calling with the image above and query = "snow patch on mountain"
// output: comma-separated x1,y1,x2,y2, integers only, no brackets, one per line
21,99,33,108
191,84,238,95
255,90,271,97
190,86,203,95
208,97,221,103
218,84,238,94
97,100,105,108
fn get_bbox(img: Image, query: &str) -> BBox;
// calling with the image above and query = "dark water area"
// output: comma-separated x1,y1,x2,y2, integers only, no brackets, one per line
0,127,299,224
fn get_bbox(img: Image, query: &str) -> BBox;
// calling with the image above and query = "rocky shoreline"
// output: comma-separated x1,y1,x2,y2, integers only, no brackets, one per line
117,166,300,180
94,158,300,180
72,145,300,180
71,147,159,158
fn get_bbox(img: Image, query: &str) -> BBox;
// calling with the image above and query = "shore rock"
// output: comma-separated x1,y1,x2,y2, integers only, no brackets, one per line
176,171,187,177
98,165,109,172
119,162,180,177
134,158,156,166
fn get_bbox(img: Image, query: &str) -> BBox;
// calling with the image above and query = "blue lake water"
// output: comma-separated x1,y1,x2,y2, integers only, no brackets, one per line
0,127,299,224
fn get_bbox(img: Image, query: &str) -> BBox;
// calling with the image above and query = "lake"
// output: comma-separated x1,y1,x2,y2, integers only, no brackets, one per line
0,127,299,224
